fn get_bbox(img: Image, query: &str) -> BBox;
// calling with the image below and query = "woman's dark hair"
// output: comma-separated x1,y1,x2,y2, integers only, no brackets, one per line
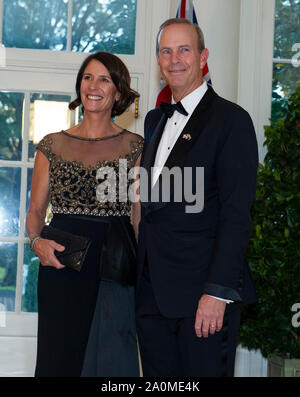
69,52,139,117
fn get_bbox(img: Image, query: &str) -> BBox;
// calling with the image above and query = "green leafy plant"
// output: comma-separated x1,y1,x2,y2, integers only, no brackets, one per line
239,86,300,359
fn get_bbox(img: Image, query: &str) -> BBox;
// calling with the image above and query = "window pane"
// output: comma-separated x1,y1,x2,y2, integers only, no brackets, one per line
272,62,300,122
72,0,137,54
2,0,68,51
75,106,84,124
274,0,300,59
26,168,33,214
22,244,38,313
24,168,34,239
0,243,17,312
28,93,71,162
0,91,24,161
0,167,21,237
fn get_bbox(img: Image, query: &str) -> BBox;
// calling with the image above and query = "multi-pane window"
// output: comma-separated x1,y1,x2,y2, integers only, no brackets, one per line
0,91,72,313
2,0,137,54
272,0,300,122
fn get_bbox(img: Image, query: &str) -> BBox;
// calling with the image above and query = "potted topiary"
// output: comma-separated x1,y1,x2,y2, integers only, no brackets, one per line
239,86,300,376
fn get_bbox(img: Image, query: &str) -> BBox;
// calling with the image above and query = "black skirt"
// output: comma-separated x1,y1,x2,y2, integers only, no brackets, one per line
35,214,139,377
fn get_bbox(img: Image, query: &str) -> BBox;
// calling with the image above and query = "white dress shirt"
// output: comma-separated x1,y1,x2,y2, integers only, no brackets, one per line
152,81,208,188
152,81,232,304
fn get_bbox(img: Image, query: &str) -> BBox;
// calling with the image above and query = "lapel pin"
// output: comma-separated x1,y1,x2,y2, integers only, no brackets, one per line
182,133,192,141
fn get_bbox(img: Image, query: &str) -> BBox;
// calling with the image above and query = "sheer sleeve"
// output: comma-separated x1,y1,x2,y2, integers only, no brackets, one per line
128,136,144,168
36,130,144,218
36,134,55,161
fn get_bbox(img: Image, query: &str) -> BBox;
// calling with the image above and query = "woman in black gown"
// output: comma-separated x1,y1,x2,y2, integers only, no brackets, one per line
26,52,143,377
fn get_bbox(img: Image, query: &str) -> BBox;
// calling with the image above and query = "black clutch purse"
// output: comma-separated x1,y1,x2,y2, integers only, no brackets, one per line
40,225,91,271
100,217,137,286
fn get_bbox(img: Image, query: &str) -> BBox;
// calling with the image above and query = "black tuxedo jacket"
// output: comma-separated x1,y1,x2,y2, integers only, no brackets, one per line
136,86,258,318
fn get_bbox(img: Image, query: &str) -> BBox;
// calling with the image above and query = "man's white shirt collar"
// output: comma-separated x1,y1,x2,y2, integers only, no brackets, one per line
152,81,208,187
171,80,208,116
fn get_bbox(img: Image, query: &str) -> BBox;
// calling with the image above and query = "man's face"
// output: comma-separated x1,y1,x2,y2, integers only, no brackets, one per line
157,23,208,101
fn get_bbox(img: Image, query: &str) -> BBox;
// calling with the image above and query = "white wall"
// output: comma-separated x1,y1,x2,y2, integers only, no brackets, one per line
0,337,36,377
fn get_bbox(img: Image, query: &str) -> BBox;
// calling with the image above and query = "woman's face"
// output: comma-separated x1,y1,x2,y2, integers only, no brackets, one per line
80,59,120,115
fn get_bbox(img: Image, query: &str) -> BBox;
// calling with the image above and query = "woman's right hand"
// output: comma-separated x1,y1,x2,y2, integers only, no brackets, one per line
33,238,66,269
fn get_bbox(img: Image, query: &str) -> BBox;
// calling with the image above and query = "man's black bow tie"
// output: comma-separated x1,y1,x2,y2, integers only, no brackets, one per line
160,101,188,118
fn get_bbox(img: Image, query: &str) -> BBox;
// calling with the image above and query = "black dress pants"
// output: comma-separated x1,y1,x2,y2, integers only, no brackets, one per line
136,265,240,377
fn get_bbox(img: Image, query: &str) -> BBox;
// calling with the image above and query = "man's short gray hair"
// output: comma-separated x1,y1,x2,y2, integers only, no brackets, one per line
156,18,206,57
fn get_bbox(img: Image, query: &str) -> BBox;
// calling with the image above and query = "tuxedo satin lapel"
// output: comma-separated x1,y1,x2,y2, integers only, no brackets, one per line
164,86,217,171
148,86,218,214
141,112,168,208
141,112,168,171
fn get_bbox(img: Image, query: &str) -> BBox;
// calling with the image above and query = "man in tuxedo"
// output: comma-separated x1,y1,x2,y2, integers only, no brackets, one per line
135,18,258,377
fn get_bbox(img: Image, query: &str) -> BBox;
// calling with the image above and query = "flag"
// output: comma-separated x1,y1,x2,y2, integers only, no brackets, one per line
155,0,211,107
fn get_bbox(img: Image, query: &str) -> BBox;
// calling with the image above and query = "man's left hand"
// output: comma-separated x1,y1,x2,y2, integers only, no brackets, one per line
194,295,226,338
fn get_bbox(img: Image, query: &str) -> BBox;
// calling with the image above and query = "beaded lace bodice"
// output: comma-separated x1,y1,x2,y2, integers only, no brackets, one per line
37,130,144,217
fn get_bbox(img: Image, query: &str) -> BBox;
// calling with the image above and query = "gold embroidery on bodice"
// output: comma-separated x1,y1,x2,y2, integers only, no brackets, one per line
37,130,144,217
